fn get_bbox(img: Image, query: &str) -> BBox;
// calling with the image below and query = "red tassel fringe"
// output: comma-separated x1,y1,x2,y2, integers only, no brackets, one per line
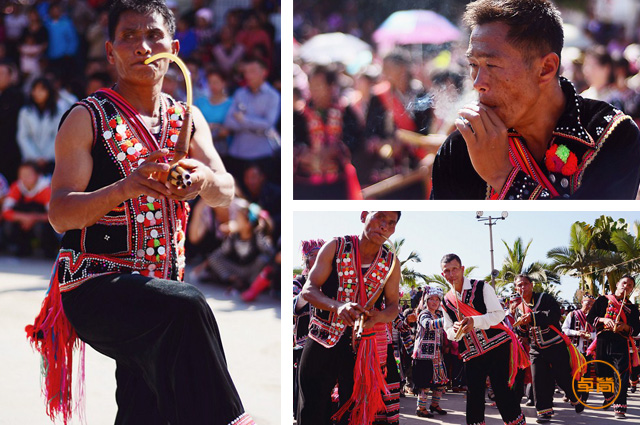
332,332,389,425
25,268,84,425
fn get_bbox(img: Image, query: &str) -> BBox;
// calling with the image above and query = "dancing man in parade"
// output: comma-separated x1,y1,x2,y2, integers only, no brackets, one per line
293,239,325,419
441,254,528,425
513,274,585,423
26,1,253,424
562,293,596,402
297,211,401,425
586,275,640,418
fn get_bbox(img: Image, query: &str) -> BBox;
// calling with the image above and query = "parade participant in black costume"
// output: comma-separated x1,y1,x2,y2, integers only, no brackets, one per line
26,1,253,424
586,276,640,419
293,238,325,419
441,254,528,425
297,211,401,425
513,275,584,423
562,293,596,402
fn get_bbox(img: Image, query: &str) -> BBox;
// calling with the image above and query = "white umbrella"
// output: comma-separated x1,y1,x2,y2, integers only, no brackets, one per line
298,32,373,67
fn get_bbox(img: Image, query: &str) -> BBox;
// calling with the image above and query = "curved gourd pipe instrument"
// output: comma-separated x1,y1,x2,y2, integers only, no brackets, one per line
144,52,193,189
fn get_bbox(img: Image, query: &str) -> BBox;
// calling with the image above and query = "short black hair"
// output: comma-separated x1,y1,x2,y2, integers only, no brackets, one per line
515,273,532,284
108,0,176,41
463,0,564,69
441,253,461,265
620,274,635,282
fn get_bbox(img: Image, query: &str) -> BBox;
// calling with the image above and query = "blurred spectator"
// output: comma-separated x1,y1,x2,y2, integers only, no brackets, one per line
85,10,108,60
17,77,65,175
3,4,29,62
236,12,273,69
194,8,216,62
293,65,362,200
182,0,210,28
212,26,245,76
85,71,112,96
162,66,185,101
18,32,45,79
186,202,229,264
190,198,274,293
176,14,197,59
20,8,49,76
1,161,57,257
240,163,281,235
362,49,433,185
581,45,616,102
43,3,79,79
194,67,233,157
0,60,24,184
224,56,280,183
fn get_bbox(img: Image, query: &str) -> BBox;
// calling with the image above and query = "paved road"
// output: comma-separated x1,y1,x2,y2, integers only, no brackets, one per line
397,387,640,424
0,255,281,425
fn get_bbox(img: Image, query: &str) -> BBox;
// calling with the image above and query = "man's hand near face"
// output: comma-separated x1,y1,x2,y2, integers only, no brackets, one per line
455,103,511,192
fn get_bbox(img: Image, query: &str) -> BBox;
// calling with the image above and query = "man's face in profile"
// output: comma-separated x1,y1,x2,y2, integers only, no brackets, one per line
466,21,542,129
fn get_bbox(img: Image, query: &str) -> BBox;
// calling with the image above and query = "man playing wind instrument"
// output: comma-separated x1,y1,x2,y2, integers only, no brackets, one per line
441,254,528,425
586,275,640,418
25,1,252,424
298,211,401,425
513,274,585,423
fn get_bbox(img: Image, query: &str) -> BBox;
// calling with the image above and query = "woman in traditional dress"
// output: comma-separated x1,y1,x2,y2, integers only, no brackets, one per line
412,286,449,418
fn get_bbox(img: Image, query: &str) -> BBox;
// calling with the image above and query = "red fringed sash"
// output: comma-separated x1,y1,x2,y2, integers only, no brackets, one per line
520,301,587,380
25,259,85,424
332,236,389,425
445,291,530,387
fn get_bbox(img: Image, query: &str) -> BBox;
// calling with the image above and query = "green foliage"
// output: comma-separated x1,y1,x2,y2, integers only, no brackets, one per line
548,215,640,296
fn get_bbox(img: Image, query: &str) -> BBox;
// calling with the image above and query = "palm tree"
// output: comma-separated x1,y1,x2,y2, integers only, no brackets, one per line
389,238,428,290
547,221,609,296
493,237,560,296
608,220,640,293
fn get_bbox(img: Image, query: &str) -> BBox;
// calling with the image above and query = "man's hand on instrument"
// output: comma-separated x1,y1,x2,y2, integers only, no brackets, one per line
453,317,474,335
336,302,366,326
122,149,172,199
519,312,532,326
362,309,380,330
455,102,511,192
164,158,218,202
600,317,616,330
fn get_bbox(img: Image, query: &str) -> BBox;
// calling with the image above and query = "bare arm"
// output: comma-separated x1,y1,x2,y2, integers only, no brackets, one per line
165,105,234,207
48,106,173,233
300,240,365,326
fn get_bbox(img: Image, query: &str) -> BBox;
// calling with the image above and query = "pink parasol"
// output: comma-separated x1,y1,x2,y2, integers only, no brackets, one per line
373,10,462,47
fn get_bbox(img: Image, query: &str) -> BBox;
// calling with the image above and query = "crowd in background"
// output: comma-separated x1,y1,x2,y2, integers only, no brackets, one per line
293,0,640,199
0,0,281,301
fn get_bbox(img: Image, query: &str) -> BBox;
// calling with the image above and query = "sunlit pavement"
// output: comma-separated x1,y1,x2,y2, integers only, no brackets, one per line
397,382,639,424
0,255,280,425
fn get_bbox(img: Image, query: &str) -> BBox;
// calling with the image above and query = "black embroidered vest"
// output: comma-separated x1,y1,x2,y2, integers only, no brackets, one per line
57,90,190,291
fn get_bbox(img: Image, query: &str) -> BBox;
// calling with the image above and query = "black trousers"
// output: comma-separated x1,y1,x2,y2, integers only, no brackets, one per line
464,342,524,425
596,337,630,413
61,273,247,425
530,342,578,414
297,335,355,425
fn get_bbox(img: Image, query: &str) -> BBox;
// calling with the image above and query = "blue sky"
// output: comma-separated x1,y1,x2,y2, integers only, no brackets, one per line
292,210,640,302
